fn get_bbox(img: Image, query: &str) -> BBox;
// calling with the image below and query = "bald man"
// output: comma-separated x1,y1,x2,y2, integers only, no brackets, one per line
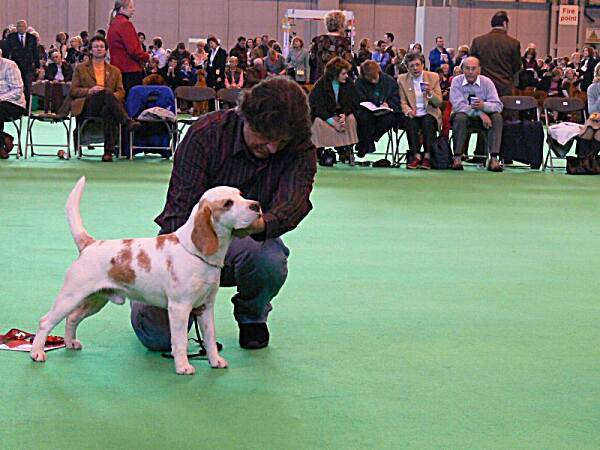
449,57,504,172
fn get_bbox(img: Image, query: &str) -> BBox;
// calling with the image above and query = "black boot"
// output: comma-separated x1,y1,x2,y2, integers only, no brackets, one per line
239,323,269,349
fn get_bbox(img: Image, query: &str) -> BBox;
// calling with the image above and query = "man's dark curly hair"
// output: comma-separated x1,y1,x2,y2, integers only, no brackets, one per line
238,76,312,145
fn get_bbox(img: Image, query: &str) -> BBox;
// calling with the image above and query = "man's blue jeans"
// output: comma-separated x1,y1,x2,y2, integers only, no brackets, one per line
130,237,289,351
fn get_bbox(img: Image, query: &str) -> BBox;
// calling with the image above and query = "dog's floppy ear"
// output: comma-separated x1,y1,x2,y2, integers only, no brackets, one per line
191,203,219,256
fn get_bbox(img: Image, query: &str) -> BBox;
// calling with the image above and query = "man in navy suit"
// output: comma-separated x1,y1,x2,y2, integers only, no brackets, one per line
4,20,40,108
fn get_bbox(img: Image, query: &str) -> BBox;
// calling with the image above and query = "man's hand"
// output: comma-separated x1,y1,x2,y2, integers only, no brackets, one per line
333,115,345,132
382,101,390,109
471,98,485,111
232,216,265,238
87,85,104,95
480,112,492,129
406,109,416,119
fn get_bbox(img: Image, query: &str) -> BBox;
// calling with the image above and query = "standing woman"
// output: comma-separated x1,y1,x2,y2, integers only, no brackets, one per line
107,0,149,94
578,47,598,92
286,37,310,84
310,10,353,82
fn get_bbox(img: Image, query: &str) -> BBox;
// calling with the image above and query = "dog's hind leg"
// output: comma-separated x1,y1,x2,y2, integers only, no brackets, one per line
64,292,109,350
30,288,91,362
167,301,195,375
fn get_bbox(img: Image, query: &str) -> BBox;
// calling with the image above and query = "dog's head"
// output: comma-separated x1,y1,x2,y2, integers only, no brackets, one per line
191,186,261,256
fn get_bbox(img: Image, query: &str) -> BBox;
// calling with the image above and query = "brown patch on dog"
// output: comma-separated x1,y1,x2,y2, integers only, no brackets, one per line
166,256,178,283
156,233,179,251
191,204,219,256
108,246,136,284
122,239,133,247
96,240,106,246
137,249,152,273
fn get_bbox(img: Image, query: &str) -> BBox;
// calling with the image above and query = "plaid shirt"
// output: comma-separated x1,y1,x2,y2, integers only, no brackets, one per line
0,57,25,109
155,109,317,240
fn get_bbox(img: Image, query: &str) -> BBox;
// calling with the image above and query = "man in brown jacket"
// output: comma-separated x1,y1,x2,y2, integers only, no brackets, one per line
470,11,521,98
70,35,138,161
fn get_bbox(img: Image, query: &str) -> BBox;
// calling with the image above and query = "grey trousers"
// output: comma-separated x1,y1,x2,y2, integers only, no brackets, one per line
130,236,289,351
451,112,503,156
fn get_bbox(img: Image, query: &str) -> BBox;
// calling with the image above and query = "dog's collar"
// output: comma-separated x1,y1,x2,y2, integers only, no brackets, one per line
192,252,223,269
179,239,224,269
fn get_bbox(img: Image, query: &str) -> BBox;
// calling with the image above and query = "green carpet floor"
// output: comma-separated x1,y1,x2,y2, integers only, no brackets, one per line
1,123,599,449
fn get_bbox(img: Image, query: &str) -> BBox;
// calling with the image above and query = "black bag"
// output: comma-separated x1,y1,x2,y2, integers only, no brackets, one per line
501,120,544,169
318,149,337,167
566,155,600,175
430,135,453,169
1,132,14,153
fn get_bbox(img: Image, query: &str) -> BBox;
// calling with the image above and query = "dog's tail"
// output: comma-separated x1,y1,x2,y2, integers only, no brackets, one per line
66,176,94,252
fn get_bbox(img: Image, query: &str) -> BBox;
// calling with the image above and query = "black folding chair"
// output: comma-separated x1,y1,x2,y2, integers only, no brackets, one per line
216,88,242,110
542,97,586,171
25,82,72,158
174,86,216,145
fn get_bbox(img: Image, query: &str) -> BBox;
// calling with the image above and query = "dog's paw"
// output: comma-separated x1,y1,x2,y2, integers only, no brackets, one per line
30,349,47,362
175,363,196,375
65,339,83,350
208,355,229,369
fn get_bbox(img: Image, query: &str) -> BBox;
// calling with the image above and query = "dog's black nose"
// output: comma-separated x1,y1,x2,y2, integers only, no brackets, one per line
249,201,261,212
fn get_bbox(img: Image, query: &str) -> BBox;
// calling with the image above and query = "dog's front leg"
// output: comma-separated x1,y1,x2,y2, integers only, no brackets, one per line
198,300,228,369
167,302,195,375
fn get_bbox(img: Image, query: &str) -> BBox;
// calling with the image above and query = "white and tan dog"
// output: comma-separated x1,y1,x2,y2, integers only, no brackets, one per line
30,177,261,375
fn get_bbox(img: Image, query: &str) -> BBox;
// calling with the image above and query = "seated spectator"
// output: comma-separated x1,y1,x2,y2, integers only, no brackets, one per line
80,30,89,49
408,42,426,68
54,32,68,59
172,42,192,66
0,48,26,159
587,63,600,114
372,40,390,72
263,48,286,76
245,58,267,88
563,67,581,96
151,37,167,69
518,46,539,90
164,57,180,89
251,35,265,60
385,48,408,79
398,52,442,170
137,32,146,52
354,60,402,157
286,37,310,85
309,57,359,162
538,68,565,97
229,36,248,70
356,38,372,66
437,66,451,101
66,36,83,65
449,56,504,172
455,45,469,68
224,56,244,89
428,36,452,73
568,52,580,69
45,49,73,82
383,32,397,60
69,35,139,162
178,58,197,86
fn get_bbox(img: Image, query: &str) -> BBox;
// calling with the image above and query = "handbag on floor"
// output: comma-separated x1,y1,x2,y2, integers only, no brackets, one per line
431,135,452,169
1,132,14,153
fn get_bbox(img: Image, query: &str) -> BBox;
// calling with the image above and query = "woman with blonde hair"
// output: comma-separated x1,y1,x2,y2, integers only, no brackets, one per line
310,10,353,82
66,36,83,64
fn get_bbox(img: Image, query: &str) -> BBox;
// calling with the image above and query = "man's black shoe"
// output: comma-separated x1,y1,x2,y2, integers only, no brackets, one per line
239,323,269,349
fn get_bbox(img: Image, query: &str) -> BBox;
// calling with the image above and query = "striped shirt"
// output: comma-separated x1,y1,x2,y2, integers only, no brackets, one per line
155,109,317,240
0,57,26,109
